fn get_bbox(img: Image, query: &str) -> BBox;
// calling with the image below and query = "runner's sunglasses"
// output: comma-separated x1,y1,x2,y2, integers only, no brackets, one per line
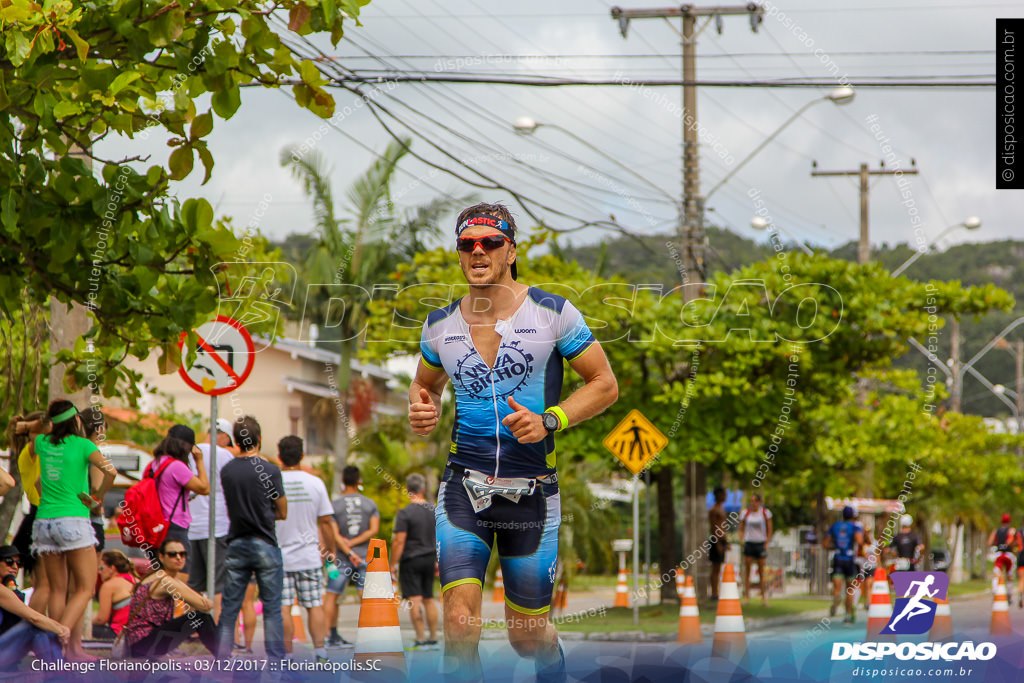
456,234,512,252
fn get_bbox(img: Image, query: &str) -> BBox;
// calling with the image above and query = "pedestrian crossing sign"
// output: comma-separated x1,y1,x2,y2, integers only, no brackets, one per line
603,409,668,475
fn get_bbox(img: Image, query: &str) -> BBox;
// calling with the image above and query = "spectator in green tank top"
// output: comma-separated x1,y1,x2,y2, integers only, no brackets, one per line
30,399,116,661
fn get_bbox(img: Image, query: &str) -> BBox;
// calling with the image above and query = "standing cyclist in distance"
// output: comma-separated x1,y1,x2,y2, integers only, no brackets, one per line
408,203,618,682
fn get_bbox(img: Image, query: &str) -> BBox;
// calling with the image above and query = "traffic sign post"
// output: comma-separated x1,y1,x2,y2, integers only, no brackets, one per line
604,410,668,626
179,316,255,606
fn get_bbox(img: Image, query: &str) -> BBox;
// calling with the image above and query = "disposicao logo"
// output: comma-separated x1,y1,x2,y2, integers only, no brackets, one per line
882,571,948,635
831,571,996,663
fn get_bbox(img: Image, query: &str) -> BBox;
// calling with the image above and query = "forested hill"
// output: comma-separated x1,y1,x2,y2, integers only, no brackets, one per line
559,228,1024,419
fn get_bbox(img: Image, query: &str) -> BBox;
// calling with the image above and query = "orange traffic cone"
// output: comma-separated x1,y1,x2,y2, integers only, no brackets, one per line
990,573,1012,636
676,570,685,601
492,567,505,603
711,564,745,659
613,556,630,608
928,596,953,641
355,539,406,679
866,567,894,640
676,574,701,644
552,576,568,610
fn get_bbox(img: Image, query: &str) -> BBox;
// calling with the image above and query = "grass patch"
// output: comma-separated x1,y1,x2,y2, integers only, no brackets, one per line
948,578,991,597
563,574,620,592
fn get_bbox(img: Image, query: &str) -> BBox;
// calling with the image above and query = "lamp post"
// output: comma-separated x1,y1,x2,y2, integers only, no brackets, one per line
750,216,813,255
512,116,677,203
891,217,982,277
702,86,854,203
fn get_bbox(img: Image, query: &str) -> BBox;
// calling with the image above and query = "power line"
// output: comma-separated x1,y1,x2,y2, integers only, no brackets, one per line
328,33,676,218
288,74,994,88
330,49,996,60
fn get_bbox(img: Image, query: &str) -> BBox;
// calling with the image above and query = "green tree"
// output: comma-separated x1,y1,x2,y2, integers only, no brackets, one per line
0,0,369,395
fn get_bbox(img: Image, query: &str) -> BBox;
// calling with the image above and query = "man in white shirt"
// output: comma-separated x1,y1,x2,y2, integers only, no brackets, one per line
275,435,346,662
187,418,236,621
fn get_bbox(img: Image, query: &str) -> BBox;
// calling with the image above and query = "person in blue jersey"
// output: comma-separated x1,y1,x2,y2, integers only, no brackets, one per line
408,203,618,682
824,506,864,624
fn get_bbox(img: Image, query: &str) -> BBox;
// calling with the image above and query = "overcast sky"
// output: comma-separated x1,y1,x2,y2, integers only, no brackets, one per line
100,0,1022,262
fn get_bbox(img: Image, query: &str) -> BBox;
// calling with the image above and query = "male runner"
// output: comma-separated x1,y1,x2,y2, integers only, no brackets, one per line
888,514,924,572
408,203,618,682
988,513,1020,600
824,506,863,623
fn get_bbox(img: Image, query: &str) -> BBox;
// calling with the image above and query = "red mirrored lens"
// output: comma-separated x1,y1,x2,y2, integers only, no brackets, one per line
456,235,509,252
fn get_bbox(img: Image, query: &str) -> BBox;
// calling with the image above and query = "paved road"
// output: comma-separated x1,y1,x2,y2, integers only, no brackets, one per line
179,589,1017,682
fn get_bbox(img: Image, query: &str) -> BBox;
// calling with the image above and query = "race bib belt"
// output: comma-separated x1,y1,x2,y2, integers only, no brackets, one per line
461,468,536,513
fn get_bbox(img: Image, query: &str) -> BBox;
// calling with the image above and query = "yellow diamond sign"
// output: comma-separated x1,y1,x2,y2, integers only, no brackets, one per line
603,409,668,475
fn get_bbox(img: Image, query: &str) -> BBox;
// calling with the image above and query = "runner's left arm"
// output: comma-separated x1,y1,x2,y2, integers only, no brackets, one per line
559,342,618,428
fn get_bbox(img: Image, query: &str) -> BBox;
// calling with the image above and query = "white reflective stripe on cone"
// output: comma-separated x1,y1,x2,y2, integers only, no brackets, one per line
681,606,700,617
868,605,892,617
363,575,394,600
714,615,745,632
354,626,405,654
719,583,740,600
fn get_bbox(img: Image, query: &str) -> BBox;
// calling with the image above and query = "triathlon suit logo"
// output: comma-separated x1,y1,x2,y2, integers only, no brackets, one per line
452,341,534,399
882,572,949,635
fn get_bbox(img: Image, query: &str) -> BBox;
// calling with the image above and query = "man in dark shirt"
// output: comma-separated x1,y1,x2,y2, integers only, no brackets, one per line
707,487,729,601
216,416,287,659
888,514,924,571
391,473,438,650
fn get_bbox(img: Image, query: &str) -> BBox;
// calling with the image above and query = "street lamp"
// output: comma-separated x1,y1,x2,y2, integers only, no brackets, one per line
703,86,855,202
750,215,813,255
512,116,676,203
891,217,982,277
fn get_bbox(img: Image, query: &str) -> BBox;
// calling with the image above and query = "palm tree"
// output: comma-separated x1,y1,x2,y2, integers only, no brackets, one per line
280,140,471,484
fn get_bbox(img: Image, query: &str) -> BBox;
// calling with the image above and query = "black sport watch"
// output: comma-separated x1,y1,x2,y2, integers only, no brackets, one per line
542,411,560,434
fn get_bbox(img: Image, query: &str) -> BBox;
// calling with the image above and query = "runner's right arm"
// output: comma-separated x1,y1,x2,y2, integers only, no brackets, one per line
409,359,449,436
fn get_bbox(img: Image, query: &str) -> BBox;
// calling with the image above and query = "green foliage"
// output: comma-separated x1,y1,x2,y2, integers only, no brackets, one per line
0,0,369,399
565,230,1023,417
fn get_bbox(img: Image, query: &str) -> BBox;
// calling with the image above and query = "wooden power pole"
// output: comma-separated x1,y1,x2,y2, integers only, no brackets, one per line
611,3,763,602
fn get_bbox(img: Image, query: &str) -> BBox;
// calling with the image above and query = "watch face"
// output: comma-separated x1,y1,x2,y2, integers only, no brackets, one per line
543,412,559,432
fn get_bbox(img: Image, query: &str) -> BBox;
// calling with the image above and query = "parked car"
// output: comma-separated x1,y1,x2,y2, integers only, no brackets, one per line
929,548,950,572
97,441,154,518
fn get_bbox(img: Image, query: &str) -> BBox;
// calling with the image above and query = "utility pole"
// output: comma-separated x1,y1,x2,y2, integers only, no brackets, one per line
810,161,919,264
811,160,918,497
610,2,763,603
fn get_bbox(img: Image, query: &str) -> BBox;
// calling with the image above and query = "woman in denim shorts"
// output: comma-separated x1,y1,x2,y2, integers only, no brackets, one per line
31,399,116,661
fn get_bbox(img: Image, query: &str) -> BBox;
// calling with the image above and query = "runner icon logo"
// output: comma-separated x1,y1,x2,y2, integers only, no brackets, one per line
881,571,949,635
